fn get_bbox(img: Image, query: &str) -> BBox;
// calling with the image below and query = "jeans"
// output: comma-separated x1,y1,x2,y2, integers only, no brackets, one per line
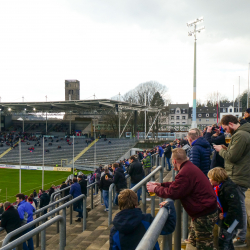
144,167,151,176
22,226,34,250
73,200,83,218
114,192,119,205
166,158,171,170
236,185,247,241
131,183,141,202
102,190,109,209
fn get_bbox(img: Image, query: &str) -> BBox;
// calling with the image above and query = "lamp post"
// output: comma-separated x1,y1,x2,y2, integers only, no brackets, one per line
0,109,1,132
187,17,205,128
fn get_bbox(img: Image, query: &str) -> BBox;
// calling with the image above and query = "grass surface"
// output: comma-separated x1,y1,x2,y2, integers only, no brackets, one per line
0,169,91,203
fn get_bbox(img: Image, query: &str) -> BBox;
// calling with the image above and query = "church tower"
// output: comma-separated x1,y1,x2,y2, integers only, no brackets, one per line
65,80,80,101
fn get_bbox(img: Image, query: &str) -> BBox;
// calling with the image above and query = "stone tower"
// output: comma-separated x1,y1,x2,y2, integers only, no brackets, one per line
65,80,80,101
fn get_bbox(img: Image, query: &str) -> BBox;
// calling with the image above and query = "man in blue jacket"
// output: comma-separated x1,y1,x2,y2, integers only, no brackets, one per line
70,178,83,222
187,128,211,176
109,189,176,250
16,193,36,250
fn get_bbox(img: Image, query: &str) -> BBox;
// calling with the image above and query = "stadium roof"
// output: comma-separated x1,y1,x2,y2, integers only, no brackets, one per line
0,99,160,114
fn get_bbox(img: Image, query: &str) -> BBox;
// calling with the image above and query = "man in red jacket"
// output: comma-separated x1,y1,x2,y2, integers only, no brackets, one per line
147,148,218,250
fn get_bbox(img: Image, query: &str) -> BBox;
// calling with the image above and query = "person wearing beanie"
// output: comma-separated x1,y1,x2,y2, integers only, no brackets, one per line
244,108,250,123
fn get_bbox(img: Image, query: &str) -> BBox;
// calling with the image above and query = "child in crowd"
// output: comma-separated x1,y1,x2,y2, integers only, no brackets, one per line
208,167,243,250
109,189,176,250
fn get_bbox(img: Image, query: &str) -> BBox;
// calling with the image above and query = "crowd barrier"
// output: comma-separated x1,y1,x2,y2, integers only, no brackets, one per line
1,215,65,250
1,194,87,249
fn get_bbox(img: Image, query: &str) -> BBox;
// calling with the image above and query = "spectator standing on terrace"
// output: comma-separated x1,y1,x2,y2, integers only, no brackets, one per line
77,175,87,196
128,155,144,203
48,185,55,198
0,201,21,244
208,167,243,249
164,144,172,171
187,128,211,176
70,178,83,222
214,115,250,248
112,163,127,205
142,151,151,176
16,193,36,250
147,148,217,250
99,166,113,211
109,189,176,250
243,108,250,122
39,190,50,214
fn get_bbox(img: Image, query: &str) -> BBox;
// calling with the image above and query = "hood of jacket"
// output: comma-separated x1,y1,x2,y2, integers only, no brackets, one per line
237,122,250,133
193,137,211,149
113,208,143,234
116,167,124,175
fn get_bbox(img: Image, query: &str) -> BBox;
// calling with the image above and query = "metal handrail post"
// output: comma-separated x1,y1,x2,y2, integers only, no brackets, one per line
41,226,46,250
100,189,103,204
56,201,60,233
141,184,146,213
91,185,94,209
172,168,175,181
70,196,73,224
108,183,115,226
35,213,40,247
162,234,172,250
150,175,155,217
159,165,164,204
174,199,182,250
83,197,87,230
182,208,188,241
62,208,67,243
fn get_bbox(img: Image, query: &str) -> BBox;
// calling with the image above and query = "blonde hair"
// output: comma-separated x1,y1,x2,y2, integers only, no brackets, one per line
207,167,228,183
172,148,188,162
188,128,200,140
118,189,138,210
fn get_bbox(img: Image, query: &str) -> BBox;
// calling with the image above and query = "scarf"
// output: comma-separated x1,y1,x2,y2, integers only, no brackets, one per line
214,183,227,217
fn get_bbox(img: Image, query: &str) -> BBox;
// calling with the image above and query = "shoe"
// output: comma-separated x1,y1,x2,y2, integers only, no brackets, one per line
146,198,151,201
233,238,247,248
104,208,109,211
75,218,81,222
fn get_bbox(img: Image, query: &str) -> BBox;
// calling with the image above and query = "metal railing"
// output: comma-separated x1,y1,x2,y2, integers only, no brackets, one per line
1,194,87,249
135,198,173,250
108,164,164,226
1,215,65,250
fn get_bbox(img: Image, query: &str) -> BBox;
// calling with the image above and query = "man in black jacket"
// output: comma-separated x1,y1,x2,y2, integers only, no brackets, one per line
205,126,226,169
164,144,172,171
99,166,113,211
0,201,21,242
77,175,87,196
113,163,127,205
39,190,50,214
128,155,144,203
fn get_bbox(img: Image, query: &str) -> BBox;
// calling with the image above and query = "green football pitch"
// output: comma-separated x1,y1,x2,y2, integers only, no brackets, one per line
0,169,91,203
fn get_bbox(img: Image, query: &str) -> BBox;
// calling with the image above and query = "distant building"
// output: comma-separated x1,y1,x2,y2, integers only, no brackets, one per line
65,80,80,101
189,106,218,129
168,104,189,126
219,102,242,120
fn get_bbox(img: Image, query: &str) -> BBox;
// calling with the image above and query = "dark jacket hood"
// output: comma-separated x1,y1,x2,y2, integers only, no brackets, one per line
193,137,211,149
113,208,143,234
116,167,124,174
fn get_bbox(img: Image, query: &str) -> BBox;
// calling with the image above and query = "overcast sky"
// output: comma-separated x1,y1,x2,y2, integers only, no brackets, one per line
0,0,250,105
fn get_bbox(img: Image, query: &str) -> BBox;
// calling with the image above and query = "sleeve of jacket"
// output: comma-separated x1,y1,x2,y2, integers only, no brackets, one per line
109,226,120,250
223,187,241,227
219,133,247,163
128,164,133,176
160,199,176,235
1,213,7,229
17,206,25,221
69,186,74,196
154,174,192,200
99,177,104,190
114,173,119,185
205,133,225,145
189,146,201,168
161,182,171,188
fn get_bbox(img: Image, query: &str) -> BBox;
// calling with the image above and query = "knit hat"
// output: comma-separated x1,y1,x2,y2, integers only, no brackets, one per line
245,108,250,114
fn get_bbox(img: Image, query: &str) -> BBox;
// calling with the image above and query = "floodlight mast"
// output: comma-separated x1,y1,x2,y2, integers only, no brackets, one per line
187,17,205,128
